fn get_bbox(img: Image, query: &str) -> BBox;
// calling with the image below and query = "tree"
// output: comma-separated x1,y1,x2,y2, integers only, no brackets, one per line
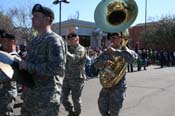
0,11,14,33
7,6,33,45
68,11,80,20
144,15,175,50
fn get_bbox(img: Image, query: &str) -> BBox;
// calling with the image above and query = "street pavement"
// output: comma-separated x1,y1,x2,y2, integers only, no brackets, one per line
14,65,175,116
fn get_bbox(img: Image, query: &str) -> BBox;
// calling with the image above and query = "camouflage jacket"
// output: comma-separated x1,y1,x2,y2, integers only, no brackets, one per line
0,51,21,98
25,31,66,89
65,44,87,79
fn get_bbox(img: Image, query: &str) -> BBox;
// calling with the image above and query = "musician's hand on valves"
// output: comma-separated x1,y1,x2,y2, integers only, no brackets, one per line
19,61,27,70
103,60,113,67
107,47,116,53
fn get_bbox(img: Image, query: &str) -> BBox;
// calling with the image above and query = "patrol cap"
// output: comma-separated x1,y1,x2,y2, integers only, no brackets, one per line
0,30,15,40
67,32,78,39
0,29,7,38
107,32,121,40
32,4,54,20
4,33,15,40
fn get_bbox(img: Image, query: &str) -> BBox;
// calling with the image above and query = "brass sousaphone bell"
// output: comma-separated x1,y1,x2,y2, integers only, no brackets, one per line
94,0,138,32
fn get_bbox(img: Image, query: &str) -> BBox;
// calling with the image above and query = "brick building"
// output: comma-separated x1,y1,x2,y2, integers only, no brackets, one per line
128,23,145,49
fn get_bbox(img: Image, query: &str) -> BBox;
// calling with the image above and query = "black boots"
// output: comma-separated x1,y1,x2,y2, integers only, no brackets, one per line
68,111,80,116
68,111,75,116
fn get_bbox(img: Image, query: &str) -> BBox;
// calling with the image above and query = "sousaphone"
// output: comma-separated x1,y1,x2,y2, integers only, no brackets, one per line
94,0,138,32
94,0,138,88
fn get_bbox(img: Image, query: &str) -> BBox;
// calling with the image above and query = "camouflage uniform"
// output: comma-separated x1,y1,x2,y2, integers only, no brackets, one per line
62,43,86,116
93,48,137,116
21,32,66,116
0,51,21,116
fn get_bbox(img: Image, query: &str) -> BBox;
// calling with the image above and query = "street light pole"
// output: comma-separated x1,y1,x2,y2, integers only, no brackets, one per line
59,1,62,35
53,0,70,35
145,0,147,36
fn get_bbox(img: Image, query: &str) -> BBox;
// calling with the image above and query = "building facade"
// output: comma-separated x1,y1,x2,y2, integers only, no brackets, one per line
128,23,145,49
52,19,149,50
52,19,109,50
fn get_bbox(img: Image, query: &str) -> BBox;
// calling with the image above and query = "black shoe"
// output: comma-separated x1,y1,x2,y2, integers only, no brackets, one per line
68,111,75,116
74,113,81,116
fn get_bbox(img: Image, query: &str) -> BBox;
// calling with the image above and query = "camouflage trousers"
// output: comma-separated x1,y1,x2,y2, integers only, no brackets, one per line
21,88,61,116
61,78,84,115
0,95,16,116
21,102,60,116
98,86,126,116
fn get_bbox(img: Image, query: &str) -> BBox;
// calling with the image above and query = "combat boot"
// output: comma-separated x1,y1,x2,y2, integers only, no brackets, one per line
73,112,81,116
68,111,75,116
74,114,81,116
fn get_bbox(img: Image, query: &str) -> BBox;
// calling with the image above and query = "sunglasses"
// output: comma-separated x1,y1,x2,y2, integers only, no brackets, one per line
67,35,77,40
67,33,78,39
68,36,77,40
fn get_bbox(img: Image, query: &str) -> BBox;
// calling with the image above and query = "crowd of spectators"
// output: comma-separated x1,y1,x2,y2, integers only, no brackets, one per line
135,49,175,71
15,45,175,79
84,47,175,79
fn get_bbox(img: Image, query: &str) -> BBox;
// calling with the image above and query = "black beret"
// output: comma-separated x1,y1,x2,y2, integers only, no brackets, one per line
32,4,54,20
68,32,78,39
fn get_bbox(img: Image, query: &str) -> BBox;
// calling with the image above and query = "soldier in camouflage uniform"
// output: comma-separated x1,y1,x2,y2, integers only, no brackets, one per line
19,4,66,116
61,32,87,116
0,30,21,116
93,32,137,116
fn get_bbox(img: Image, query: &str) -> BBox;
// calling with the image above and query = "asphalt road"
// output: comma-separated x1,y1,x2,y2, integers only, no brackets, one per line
14,65,175,116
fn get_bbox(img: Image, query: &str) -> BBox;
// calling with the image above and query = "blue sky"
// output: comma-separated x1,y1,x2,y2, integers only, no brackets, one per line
1,0,175,26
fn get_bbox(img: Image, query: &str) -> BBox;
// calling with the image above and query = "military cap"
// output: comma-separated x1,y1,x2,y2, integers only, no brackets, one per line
32,4,54,20
4,33,15,40
67,32,78,39
0,30,15,40
0,29,7,38
107,32,121,39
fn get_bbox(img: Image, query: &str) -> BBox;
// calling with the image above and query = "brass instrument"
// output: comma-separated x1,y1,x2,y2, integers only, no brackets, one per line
94,0,138,32
99,54,128,88
94,0,138,88
99,33,129,88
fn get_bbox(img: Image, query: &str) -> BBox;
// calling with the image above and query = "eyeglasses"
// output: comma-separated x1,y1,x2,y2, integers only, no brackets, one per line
110,36,121,39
